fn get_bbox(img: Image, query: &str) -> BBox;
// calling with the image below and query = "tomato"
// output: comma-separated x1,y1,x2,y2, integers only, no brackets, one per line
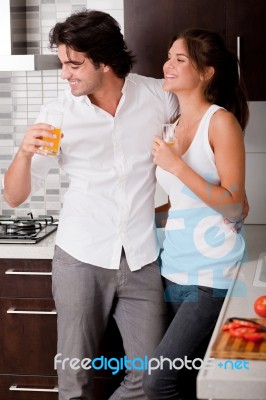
254,295,266,318
229,327,257,338
243,332,264,342
222,323,238,331
231,319,259,329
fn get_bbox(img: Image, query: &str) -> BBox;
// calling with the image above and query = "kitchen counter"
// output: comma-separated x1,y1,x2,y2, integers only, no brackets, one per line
0,231,56,259
197,224,266,400
0,225,265,399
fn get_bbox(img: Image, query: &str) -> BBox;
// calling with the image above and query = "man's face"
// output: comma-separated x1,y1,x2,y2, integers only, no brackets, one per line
58,44,106,97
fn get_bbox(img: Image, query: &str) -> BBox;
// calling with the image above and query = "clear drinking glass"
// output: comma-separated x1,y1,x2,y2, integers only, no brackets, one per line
162,123,176,146
42,110,63,156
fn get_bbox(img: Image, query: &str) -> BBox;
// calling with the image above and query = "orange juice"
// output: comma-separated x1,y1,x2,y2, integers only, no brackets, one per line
42,127,61,155
166,140,175,146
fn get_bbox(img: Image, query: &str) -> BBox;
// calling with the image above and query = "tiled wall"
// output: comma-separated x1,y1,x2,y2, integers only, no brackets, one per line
0,0,124,217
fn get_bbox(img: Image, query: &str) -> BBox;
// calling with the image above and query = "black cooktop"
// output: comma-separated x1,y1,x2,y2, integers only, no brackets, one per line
0,214,58,244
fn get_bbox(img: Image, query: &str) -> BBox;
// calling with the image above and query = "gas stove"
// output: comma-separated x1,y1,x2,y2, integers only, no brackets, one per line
0,213,58,244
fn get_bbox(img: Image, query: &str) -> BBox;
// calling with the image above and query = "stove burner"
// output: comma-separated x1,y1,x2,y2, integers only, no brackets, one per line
0,214,58,244
6,222,42,235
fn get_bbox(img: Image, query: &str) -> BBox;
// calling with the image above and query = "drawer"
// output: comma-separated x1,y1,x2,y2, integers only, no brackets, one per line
0,375,58,400
0,298,57,374
0,259,53,298
0,375,123,400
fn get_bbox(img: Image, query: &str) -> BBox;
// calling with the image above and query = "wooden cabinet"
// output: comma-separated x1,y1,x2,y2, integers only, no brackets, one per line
226,0,266,101
0,259,58,399
124,0,265,100
0,259,124,399
124,0,225,78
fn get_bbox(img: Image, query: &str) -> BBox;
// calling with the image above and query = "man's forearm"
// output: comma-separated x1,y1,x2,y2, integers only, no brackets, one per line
4,150,32,208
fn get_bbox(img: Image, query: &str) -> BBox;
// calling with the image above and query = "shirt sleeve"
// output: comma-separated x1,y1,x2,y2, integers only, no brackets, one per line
164,90,180,123
30,154,58,195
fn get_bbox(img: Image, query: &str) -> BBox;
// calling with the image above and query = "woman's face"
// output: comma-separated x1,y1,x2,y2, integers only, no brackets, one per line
162,38,202,94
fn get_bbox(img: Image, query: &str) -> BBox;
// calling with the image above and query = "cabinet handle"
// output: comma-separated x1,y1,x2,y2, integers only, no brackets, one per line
237,36,241,61
7,307,57,315
9,384,58,393
5,268,52,276
237,36,241,77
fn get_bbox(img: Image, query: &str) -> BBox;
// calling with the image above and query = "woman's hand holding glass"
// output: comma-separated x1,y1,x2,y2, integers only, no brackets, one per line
152,132,181,175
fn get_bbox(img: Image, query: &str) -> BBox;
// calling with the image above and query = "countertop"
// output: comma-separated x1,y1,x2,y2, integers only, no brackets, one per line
197,224,266,400
0,231,56,259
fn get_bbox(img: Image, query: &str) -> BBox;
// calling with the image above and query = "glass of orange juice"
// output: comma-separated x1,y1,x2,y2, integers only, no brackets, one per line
162,123,176,146
42,110,63,156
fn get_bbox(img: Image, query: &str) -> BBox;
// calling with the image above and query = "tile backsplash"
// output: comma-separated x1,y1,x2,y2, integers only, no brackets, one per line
0,0,124,217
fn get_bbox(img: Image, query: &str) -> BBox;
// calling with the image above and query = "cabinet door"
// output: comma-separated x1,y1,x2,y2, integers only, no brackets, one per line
0,259,52,298
0,375,58,400
0,298,57,375
124,0,225,77
226,0,266,100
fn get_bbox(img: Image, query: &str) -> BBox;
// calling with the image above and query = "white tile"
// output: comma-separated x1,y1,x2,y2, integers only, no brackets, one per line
28,104,41,112
12,98,26,105
28,98,43,105
56,4,72,13
43,91,58,98
27,71,42,77
86,0,123,10
28,111,40,119
13,112,27,119
11,77,27,84
12,71,26,77
28,91,43,98
11,84,27,91
104,9,124,32
43,83,57,91
43,76,57,85
0,98,12,105
12,91,27,98
27,77,42,84
13,119,28,126
14,105,27,111
27,84,42,91
43,70,58,76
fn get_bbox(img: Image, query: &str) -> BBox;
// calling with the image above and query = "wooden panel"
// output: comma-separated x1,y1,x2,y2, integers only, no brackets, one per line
0,298,57,374
0,259,52,298
226,0,266,100
0,374,124,400
211,318,266,360
0,375,58,400
124,0,225,77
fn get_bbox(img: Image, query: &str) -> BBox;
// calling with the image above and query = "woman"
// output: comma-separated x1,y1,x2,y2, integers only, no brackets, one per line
143,29,249,399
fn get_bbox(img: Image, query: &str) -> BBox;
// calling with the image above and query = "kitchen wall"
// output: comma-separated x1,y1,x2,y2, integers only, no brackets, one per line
0,0,265,222
0,0,124,218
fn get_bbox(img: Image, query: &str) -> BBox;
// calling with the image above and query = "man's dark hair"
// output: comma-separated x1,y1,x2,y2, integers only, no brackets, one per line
49,9,135,78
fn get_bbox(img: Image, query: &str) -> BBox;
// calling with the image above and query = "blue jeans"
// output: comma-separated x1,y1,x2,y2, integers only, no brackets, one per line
143,278,227,400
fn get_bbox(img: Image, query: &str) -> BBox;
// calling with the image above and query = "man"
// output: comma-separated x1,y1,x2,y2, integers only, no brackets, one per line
3,10,179,400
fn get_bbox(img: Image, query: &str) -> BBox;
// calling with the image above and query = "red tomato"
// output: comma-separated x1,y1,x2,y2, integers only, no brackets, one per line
231,319,259,329
229,327,257,338
222,323,238,331
243,332,265,342
254,295,266,318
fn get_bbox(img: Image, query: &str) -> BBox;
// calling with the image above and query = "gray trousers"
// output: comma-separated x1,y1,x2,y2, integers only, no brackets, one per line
52,246,168,400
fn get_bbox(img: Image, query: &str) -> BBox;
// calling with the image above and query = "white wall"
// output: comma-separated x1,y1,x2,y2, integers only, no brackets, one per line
244,102,266,224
